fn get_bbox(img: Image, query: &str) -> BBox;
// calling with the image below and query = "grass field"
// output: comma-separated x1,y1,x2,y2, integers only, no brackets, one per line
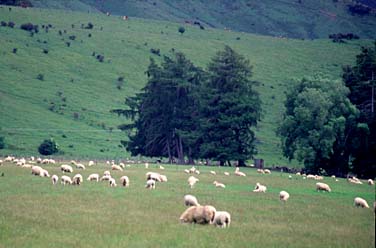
0,6,373,167
0,160,374,247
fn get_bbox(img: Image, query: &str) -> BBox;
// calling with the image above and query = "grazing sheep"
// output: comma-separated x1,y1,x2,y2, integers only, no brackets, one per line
316,182,331,192
51,175,58,185
60,164,73,173
348,178,363,184
0,159,3,166
76,163,86,170
61,175,72,185
109,178,117,187
179,205,216,225
264,169,271,174
210,171,216,175
224,172,230,176
120,176,129,187
194,170,200,175
159,174,168,182
368,179,374,185
87,173,99,182
279,191,290,202
88,160,95,166
145,179,156,189
234,168,246,177
306,174,316,179
103,170,111,177
315,175,324,180
146,172,162,182
188,176,199,188
213,181,226,188
41,169,50,178
119,162,125,168
184,169,190,174
253,182,267,193
101,175,112,181
213,211,231,228
189,166,196,174
72,174,83,185
111,164,123,171
257,169,265,174
22,164,32,168
354,197,369,208
184,194,200,206
31,166,44,177
159,165,165,170
296,172,301,176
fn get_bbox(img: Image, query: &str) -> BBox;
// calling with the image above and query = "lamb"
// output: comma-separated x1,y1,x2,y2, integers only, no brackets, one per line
109,178,117,187
354,197,369,208
119,162,125,168
145,179,156,189
224,172,230,176
188,176,199,188
213,181,226,188
253,182,267,193
279,191,290,202
87,173,99,182
210,171,216,175
103,170,111,177
145,162,149,169
179,205,216,225
111,164,123,171
60,164,73,173
72,174,83,185
51,175,58,185
120,176,129,187
61,175,72,185
368,179,374,185
88,160,95,167
213,211,231,228
101,175,112,181
316,182,331,192
184,194,200,206
264,169,271,174
76,163,86,170
184,169,190,174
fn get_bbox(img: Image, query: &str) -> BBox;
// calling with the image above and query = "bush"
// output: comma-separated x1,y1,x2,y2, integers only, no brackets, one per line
12,48,17,53
20,22,37,32
8,21,15,28
68,35,76,40
1,21,7,27
178,26,185,34
37,73,44,81
0,137,5,149
85,22,94,29
150,48,160,56
38,138,58,155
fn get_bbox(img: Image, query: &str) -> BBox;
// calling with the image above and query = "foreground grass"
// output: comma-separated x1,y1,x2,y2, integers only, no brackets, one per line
0,161,374,248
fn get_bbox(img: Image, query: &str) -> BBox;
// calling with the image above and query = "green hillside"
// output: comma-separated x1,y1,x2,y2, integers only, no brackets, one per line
29,0,376,39
0,6,372,165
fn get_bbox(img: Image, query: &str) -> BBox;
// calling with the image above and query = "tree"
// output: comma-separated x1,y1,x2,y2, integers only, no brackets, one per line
342,43,376,177
0,136,5,149
199,46,261,166
178,26,185,35
38,138,58,155
278,76,360,175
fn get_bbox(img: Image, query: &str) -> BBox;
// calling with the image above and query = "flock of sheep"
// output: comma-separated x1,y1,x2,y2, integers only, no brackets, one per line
1,155,375,228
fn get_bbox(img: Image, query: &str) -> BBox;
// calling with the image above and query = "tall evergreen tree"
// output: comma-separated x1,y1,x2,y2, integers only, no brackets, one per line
199,46,261,166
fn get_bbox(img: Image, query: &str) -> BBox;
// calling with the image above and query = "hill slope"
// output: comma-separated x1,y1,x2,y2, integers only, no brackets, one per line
28,0,376,39
0,6,372,165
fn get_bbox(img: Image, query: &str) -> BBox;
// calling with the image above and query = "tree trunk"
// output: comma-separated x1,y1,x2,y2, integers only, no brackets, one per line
238,159,246,167
167,139,172,163
187,147,195,165
176,137,185,164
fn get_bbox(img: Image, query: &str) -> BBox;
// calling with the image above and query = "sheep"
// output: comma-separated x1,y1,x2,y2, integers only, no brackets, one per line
101,175,112,181
120,176,129,187
41,168,50,177
184,194,200,206
316,182,331,192
109,178,117,187
306,174,316,179
159,165,165,170
257,169,265,174
61,175,72,185
188,176,199,188
368,179,374,185
146,172,162,182
315,175,324,180
72,174,83,185
189,166,196,173
76,163,86,170
194,170,200,175
145,179,156,189
87,173,99,182
179,205,216,225
210,171,216,175
213,211,231,228
253,182,267,193
348,178,362,184
264,169,271,174
184,169,190,174
354,197,369,208
159,174,168,182
31,166,45,177
0,159,3,166
145,162,149,169
213,181,226,188
60,164,73,173
224,172,230,176
112,164,123,171
234,168,246,176
279,191,290,202
22,164,32,168
104,170,111,177
296,172,301,176
88,160,95,167
51,175,58,185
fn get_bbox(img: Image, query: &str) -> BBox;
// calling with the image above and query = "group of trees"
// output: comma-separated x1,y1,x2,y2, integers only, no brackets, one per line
278,42,375,177
112,46,261,166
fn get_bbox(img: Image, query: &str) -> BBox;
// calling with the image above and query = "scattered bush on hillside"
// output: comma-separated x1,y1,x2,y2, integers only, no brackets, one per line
37,73,44,81
12,48,17,53
178,26,185,34
20,22,38,32
347,3,371,16
38,138,58,156
85,22,94,29
0,0,33,7
0,137,5,149
66,42,71,47
88,33,92,37
8,21,15,28
117,76,124,90
68,35,76,40
1,21,7,27
73,112,80,120
329,33,359,43
96,54,104,62
58,30,62,35
150,48,160,56
43,49,48,54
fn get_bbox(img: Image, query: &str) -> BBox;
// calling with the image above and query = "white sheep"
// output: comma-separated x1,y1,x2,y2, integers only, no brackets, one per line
51,175,58,185
279,191,290,202
145,179,156,189
306,174,316,179
101,175,112,181
264,169,271,174
253,182,267,193
146,172,162,182
87,173,99,182
188,176,199,188
184,194,200,206
210,171,216,175
88,160,95,167
179,205,216,225
213,211,231,228
60,164,73,173
72,174,83,185
184,169,190,174
76,163,86,170
61,175,72,185
159,165,165,170
316,182,331,192
31,166,50,177
354,197,369,208
120,176,130,187
159,174,168,182
224,172,230,176
213,181,226,188
103,170,111,177
189,166,196,174
234,168,246,177
194,170,200,175
0,159,3,166
112,164,123,171
109,178,117,187
368,179,374,185
257,169,265,174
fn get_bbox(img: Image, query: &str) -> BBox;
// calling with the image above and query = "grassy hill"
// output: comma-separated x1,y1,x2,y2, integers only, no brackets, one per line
28,0,376,39
0,6,373,165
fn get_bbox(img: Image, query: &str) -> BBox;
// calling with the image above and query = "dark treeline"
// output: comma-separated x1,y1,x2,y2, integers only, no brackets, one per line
112,46,261,166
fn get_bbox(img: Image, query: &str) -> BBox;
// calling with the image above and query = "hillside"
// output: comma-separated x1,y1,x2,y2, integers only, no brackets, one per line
0,6,372,165
28,0,376,39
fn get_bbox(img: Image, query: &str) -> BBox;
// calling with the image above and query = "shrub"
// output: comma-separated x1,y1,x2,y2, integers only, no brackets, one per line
1,21,7,27
68,35,76,40
178,26,185,34
38,139,58,155
0,137,5,149
43,49,48,54
150,48,160,56
20,22,37,32
85,22,94,29
12,48,17,54
66,42,71,47
37,73,44,81
8,21,15,28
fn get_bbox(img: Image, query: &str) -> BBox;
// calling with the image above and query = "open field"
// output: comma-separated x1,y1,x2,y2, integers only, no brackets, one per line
0,159,374,248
